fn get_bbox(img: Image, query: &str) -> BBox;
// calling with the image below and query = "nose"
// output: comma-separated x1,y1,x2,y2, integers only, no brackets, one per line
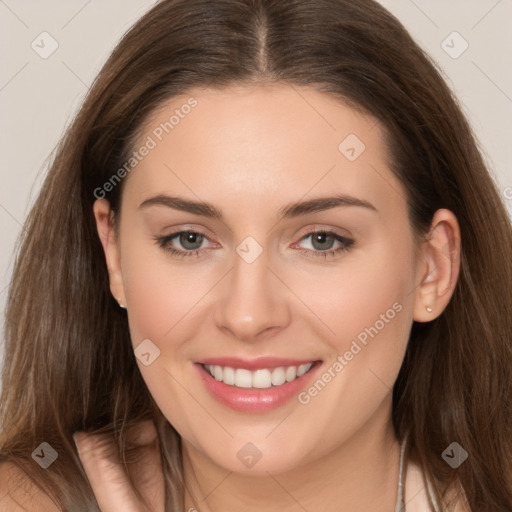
214,245,291,343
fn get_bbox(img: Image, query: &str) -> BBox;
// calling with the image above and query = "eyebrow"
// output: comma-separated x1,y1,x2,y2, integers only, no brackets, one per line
138,193,377,220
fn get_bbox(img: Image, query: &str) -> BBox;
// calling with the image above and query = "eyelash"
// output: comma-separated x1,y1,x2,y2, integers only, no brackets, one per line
154,229,354,260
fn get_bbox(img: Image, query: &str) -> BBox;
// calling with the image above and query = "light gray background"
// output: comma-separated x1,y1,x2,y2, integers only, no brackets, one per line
1,0,511,364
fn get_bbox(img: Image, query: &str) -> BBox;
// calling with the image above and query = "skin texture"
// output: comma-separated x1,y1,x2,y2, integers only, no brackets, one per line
89,84,461,511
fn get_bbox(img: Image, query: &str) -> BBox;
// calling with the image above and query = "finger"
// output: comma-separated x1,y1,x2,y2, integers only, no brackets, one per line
74,431,143,512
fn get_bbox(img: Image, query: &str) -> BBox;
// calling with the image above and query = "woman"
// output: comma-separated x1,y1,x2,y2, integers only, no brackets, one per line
0,0,511,510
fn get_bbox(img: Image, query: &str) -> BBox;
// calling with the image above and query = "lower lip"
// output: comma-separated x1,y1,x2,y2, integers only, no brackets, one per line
194,362,322,412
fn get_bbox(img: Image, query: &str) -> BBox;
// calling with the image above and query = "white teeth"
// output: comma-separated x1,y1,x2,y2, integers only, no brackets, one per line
203,362,314,388
223,366,235,385
235,369,252,388
271,367,286,386
253,369,272,388
296,363,311,377
285,366,297,382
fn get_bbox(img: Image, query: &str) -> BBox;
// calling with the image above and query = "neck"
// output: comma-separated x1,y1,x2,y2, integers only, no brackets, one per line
182,400,401,512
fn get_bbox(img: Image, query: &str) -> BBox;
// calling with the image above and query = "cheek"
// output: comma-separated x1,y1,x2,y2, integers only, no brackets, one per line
119,239,218,440
291,237,415,351
120,234,217,348
289,239,415,416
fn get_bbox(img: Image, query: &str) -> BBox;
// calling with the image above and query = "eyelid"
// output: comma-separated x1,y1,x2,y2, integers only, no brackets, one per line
156,224,355,259
159,223,351,244
157,223,216,238
294,222,353,237
291,229,354,255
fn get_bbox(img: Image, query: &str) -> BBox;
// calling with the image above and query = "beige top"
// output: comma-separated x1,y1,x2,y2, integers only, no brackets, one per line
400,460,440,511
395,435,469,512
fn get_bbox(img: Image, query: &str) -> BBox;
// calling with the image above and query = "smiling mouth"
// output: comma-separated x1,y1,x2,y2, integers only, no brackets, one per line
202,362,317,389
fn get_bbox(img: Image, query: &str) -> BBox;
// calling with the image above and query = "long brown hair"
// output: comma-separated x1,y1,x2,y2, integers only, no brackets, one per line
1,0,511,510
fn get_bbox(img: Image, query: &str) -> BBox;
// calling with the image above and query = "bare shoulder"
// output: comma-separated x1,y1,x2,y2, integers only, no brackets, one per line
0,461,60,512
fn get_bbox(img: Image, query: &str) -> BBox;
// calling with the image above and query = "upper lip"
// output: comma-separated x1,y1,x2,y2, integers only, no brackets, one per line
196,356,320,371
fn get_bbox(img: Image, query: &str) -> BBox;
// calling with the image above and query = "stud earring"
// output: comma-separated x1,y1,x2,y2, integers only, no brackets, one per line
425,305,433,313
116,298,127,309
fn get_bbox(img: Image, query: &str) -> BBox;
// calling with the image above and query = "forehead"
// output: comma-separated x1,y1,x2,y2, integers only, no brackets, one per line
123,84,402,219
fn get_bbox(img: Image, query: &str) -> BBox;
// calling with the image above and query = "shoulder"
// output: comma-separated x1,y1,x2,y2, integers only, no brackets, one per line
0,461,60,512
445,484,471,512
405,459,471,512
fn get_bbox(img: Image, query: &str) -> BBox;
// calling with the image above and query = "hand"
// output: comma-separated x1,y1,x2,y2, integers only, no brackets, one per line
73,419,165,512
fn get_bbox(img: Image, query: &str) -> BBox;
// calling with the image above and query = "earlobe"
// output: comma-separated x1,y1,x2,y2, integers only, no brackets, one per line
413,209,461,322
93,199,126,308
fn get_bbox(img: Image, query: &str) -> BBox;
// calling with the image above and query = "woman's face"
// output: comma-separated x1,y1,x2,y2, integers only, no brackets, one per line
98,84,427,474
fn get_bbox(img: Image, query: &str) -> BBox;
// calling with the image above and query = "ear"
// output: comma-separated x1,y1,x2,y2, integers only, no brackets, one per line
93,198,126,308
413,208,461,322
